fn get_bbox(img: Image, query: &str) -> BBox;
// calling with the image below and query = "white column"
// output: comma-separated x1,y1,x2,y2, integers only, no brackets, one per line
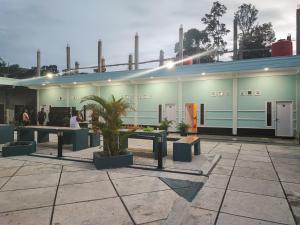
36,49,41,77
177,81,183,123
232,77,238,135
134,84,138,125
37,89,40,111
134,33,139,70
98,40,102,73
179,25,184,65
66,88,70,107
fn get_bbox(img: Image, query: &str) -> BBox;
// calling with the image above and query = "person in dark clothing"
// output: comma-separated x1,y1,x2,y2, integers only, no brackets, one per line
37,108,47,125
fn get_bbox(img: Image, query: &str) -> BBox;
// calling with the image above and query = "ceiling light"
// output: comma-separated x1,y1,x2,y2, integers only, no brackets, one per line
201,72,206,75
73,82,77,85
42,83,46,86
264,67,269,71
108,79,112,82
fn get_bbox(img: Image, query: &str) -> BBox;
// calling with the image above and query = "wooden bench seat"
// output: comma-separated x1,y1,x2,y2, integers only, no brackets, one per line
173,136,201,162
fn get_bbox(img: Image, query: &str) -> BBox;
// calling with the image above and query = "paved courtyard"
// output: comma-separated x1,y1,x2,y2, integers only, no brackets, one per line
0,140,299,225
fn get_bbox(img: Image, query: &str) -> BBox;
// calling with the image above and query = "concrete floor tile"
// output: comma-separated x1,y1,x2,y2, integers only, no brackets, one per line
282,182,300,200
52,197,133,225
276,164,300,184
239,150,269,157
2,173,60,191
0,177,9,188
217,158,236,167
228,176,284,197
212,165,233,176
0,167,19,178
113,176,169,196
221,190,295,225
0,158,24,168
235,160,273,170
108,171,143,180
273,158,300,166
238,154,271,163
60,170,108,185
15,164,61,176
204,174,230,189
0,207,52,225
241,144,266,151
56,180,117,205
0,187,56,212
144,219,166,225
122,190,178,224
233,166,278,181
216,213,281,225
217,153,238,159
192,186,225,211
165,198,217,225
63,166,90,172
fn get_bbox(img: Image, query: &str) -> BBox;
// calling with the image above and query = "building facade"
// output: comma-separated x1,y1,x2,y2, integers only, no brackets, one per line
3,56,300,137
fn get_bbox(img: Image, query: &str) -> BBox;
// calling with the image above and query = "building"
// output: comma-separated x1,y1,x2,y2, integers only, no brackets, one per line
1,55,300,137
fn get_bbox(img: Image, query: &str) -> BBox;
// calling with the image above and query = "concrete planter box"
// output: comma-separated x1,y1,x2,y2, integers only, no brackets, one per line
2,141,36,157
93,151,133,169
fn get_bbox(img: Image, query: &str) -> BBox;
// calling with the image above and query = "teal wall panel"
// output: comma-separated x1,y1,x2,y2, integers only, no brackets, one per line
39,88,68,107
69,86,98,109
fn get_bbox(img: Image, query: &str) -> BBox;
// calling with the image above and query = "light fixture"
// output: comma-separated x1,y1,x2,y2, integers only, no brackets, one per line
42,83,46,86
264,67,269,71
108,79,112,82
166,61,175,69
73,82,77,85
150,76,154,79
46,73,53,79
201,72,206,75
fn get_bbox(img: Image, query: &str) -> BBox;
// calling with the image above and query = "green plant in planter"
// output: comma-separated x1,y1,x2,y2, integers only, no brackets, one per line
159,118,173,131
177,121,190,136
81,95,133,156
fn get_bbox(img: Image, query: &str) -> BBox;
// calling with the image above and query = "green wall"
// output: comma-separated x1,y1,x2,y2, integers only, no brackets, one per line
38,74,298,133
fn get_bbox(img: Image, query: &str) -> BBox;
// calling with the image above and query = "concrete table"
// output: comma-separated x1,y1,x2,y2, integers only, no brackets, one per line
17,126,89,151
0,124,14,144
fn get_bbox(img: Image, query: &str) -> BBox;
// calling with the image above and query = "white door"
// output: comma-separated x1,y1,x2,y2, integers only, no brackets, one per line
276,102,293,137
165,104,176,131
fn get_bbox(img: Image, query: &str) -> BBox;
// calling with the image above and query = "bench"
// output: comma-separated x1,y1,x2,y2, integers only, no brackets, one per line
173,136,201,162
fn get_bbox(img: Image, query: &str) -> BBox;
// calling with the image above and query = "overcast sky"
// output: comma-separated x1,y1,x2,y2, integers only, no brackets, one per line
0,0,297,71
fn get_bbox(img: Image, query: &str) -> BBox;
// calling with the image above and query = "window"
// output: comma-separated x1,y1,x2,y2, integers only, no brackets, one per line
200,104,205,126
266,102,272,127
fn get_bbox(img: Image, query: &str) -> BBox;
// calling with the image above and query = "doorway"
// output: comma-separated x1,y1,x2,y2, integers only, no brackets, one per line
276,101,293,137
0,104,4,124
165,104,176,131
185,103,197,133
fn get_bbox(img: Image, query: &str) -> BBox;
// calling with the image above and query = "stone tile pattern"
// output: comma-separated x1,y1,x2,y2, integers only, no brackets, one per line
0,141,300,225
165,142,298,225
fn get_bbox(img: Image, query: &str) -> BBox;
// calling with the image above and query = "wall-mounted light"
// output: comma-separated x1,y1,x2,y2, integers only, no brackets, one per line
73,82,77,85
201,72,206,75
264,67,269,71
42,83,46,86
108,79,112,82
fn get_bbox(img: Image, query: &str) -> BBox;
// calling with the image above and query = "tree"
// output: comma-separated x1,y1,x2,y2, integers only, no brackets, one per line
81,95,132,156
234,4,258,36
201,1,230,61
0,58,6,67
174,28,214,63
235,4,276,59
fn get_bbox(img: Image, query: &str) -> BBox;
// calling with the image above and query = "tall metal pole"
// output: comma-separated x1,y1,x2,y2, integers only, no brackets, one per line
36,49,41,77
134,33,139,70
128,54,133,70
179,25,184,65
233,18,238,60
98,40,102,72
66,44,71,73
75,61,79,74
159,50,164,66
297,7,300,55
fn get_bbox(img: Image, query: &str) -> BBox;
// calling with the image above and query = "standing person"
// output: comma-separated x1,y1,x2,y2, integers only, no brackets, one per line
37,108,46,125
22,109,30,126
70,111,82,128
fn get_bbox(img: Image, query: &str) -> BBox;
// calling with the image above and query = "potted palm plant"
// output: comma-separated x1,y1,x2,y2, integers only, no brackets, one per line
177,121,190,136
81,95,134,169
159,118,173,133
